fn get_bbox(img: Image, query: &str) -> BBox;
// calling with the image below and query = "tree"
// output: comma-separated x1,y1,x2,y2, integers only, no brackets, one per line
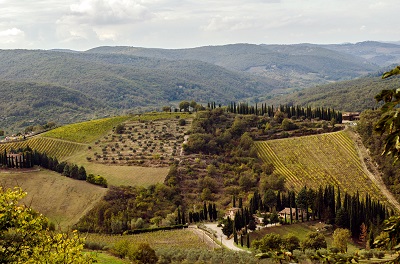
222,217,233,238
78,166,87,180
374,215,400,262
283,233,300,252
115,123,124,134
253,233,283,252
270,212,280,226
162,106,171,112
301,232,327,251
69,164,79,179
179,101,190,112
374,66,400,163
332,228,351,253
263,189,277,212
0,187,94,263
127,243,158,264
248,219,257,231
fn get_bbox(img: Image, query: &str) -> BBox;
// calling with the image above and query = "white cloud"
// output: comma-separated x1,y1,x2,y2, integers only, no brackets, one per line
0,0,398,49
68,0,153,25
0,28,25,44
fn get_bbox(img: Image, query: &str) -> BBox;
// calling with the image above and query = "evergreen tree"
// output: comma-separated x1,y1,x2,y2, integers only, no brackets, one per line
78,166,87,180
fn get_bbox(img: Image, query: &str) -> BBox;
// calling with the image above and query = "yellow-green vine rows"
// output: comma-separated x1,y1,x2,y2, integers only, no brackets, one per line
255,131,388,203
0,137,84,160
42,116,131,143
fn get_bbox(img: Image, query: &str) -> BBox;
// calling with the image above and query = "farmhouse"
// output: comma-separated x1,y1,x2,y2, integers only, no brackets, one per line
278,207,304,219
225,207,241,219
342,112,360,121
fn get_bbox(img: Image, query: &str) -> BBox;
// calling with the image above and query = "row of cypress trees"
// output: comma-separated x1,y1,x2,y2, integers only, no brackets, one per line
226,102,343,123
248,185,390,239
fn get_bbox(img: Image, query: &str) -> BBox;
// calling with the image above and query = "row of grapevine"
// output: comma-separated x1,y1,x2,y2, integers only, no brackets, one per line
255,131,388,204
42,116,131,143
0,137,84,160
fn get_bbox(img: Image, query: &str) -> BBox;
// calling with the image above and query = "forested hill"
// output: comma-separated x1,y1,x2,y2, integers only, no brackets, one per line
264,74,400,112
87,43,378,88
0,49,273,107
0,42,397,133
320,41,400,67
0,81,112,131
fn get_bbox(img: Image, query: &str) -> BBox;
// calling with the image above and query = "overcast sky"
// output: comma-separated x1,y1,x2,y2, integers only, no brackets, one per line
0,0,398,50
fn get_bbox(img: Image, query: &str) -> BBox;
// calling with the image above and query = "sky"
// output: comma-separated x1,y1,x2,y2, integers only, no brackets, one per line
0,0,399,51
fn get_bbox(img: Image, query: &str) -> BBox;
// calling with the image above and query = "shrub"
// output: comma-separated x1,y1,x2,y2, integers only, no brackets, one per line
127,243,158,264
111,239,130,258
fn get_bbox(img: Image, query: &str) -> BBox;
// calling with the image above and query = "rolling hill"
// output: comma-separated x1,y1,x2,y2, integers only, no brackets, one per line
0,42,388,133
262,74,400,112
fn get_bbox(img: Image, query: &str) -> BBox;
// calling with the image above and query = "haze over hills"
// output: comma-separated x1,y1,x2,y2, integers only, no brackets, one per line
0,41,399,132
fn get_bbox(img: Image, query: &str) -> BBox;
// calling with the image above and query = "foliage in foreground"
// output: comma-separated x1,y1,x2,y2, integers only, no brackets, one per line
0,187,94,263
375,66,400,163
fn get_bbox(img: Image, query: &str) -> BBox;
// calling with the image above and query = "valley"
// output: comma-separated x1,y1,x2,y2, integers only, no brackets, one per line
0,42,400,263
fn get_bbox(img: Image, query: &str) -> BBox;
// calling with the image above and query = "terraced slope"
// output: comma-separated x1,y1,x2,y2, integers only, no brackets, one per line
255,131,389,204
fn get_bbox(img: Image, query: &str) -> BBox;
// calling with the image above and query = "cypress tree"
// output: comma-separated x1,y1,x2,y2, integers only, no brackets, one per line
203,202,208,221
208,203,213,221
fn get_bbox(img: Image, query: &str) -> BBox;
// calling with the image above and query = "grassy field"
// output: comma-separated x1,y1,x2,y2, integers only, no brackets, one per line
86,229,210,251
0,168,107,229
65,147,169,187
250,222,360,252
255,130,388,203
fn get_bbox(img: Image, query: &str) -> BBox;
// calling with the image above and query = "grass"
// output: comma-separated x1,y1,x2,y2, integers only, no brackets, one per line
42,116,131,143
255,130,388,203
0,168,107,230
65,147,169,187
85,252,129,264
250,221,361,253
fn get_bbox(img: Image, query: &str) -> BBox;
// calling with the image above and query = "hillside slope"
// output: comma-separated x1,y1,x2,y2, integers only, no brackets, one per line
88,43,378,87
256,130,397,210
0,170,107,229
264,75,400,112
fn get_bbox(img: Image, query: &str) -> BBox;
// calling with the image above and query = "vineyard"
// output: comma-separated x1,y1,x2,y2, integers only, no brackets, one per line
0,137,85,160
255,131,388,203
42,116,131,143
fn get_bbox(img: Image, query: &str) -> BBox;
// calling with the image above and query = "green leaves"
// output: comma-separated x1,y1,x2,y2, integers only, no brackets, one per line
0,187,95,263
382,66,400,79
374,66,400,163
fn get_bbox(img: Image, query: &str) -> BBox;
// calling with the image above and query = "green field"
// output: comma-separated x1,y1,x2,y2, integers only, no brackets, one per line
255,130,388,203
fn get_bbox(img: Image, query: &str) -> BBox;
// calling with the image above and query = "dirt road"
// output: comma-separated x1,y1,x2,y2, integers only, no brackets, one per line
348,129,400,211
203,223,250,252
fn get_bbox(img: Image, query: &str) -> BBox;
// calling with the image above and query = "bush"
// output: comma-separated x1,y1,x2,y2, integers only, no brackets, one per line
360,250,373,260
127,243,158,264
374,250,385,259
178,119,186,126
86,174,108,188
84,241,106,251
111,239,130,259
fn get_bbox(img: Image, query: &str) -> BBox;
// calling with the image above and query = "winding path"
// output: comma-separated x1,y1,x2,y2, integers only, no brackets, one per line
348,129,400,211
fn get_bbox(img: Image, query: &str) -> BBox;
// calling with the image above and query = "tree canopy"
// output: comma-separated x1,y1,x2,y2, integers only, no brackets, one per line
0,187,94,263
375,66,400,163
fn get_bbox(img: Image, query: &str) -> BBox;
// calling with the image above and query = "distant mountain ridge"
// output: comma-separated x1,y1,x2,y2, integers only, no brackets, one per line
0,41,398,132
